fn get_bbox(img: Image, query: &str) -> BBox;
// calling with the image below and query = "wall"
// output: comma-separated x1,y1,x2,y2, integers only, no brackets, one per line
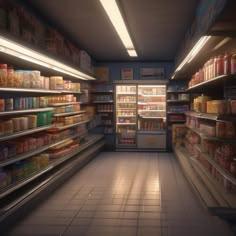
96,62,174,81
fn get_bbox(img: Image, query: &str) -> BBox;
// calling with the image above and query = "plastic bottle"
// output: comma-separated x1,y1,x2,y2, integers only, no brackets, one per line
224,53,231,75
216,55,224,76
231,53,236,74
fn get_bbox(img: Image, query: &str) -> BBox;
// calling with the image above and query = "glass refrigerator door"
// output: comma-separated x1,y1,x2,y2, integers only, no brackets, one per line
137,84,166,149
115,85,137,147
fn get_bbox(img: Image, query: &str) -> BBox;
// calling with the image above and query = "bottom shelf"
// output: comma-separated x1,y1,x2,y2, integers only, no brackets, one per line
0,134,105,220
174,145,236,217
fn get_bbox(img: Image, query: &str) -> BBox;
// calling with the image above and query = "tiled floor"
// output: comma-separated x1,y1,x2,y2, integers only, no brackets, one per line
5,152,234,236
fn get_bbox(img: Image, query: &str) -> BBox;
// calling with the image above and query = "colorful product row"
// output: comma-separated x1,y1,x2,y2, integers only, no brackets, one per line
0,97,49,112
0,154,49,189
48,95,77,103
55,104,81,114
52,114,87,127
0,111,53,136
189,52,236,88
0,132,49,161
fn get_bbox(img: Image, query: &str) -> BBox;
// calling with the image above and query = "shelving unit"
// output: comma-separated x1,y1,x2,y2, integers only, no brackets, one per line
90,81,114,150
0,36,106,221
172,38,236,215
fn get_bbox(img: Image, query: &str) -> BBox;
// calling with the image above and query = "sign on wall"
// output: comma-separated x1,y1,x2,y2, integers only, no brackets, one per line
140,68,165,79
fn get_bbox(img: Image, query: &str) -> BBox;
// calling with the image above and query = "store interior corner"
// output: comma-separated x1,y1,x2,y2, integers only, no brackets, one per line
1,0,236,235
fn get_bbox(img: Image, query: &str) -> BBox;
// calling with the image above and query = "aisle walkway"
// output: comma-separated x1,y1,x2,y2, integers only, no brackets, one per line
6,152,234,236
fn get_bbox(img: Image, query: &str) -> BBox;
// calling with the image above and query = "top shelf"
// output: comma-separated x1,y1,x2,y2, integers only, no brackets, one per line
185,111,236,121
186,74,234,92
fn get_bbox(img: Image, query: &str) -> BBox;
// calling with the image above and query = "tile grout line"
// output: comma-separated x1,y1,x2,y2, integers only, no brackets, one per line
59,187,95,236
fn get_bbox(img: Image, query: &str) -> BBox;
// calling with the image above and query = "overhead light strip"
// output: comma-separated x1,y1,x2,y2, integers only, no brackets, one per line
174,36,211,73
0,36,96,80
100,0,137,57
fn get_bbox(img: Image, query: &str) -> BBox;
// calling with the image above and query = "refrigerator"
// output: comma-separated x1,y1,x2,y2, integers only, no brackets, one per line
115,81,167,150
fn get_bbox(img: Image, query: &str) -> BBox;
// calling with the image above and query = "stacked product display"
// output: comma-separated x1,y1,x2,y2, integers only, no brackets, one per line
91,83,114,135
115,85,137,147
173,45,236,210
0,61,103,205
115,82,167,150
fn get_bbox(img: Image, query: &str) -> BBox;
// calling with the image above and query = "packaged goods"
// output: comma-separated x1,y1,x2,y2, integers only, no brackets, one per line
5,98,13,111
0,99,5,111
216,121,226,138
12,118,21,132
26,115,37,129
0,171,8,188
231,53,236,74
49,76,64,90
0,64,7,87
231,100,236,114
206,100,229,114
7,66,15,87
225,121,235,138
19,117,28,130
199,123,216,137
4,119,13,135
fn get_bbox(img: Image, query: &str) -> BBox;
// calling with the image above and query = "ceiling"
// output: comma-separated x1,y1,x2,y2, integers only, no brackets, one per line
22,0,199,62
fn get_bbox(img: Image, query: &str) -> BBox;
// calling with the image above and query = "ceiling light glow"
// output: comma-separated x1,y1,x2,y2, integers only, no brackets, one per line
0,36,96,80
100,0,137,57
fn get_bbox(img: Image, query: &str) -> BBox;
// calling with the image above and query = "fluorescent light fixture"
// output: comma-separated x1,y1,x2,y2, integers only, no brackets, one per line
175,36,211,72
100,0,137,57
213,37,231,51
127,49,137,57
0,36,96,80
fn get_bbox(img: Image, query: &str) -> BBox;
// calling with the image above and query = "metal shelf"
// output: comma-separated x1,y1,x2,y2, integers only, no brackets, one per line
53,110,86,117
52,120,90,131
0,107,55,116
117,108,136,110
194,144,236,185
186,75,229,92
116,123,136,125
0,135,104,200
186,125,236,142
0,87,61,94
61,90,82,94
0,132,86,167
48,102,81,107
93,100,114,103
138,130,166,134
185,111,236,121
0,125,54,142
167,100,189,103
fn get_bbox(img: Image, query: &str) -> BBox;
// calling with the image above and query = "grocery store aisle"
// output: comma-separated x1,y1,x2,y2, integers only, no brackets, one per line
5,152,234,236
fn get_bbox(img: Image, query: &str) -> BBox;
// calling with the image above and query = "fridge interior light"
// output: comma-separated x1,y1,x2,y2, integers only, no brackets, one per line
0,36,96,81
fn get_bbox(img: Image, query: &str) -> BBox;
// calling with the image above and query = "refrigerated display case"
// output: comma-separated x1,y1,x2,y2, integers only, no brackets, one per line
115,81,167,150
115,85,137,148
137,85,166,149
